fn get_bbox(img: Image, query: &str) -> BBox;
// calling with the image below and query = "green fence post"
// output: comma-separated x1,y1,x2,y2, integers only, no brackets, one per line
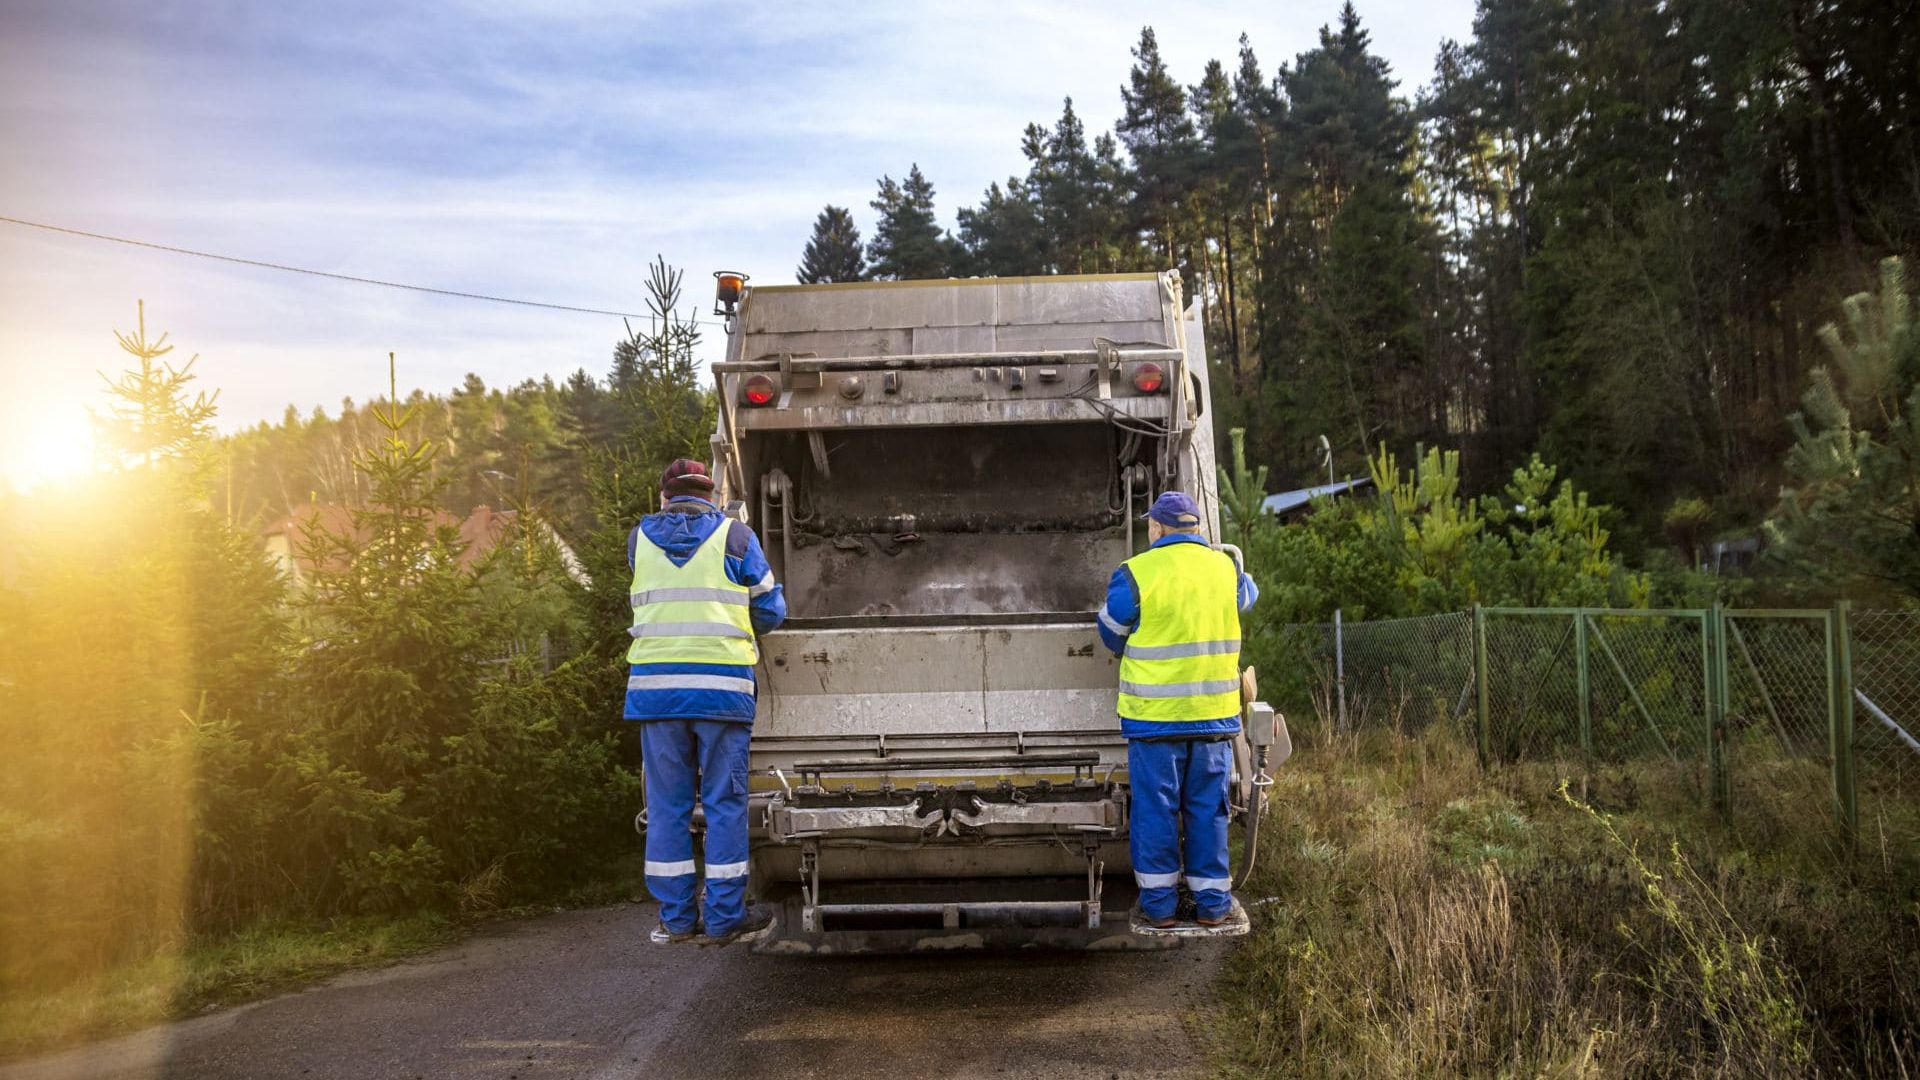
1575,610,1592,760
1474,604,1490,769
1830,600,1858,844
1707,604,1729,814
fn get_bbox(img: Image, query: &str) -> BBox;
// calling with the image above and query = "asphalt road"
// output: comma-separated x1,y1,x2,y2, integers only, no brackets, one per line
2,903,1231,1080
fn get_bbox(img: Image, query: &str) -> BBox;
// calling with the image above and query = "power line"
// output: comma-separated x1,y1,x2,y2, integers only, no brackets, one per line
0,213,727,325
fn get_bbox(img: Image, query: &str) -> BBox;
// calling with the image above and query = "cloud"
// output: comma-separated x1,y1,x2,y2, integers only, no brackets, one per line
1,0,1474,457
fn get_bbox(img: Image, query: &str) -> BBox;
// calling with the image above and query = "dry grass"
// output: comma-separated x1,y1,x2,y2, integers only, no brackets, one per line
1212,726,1920,1078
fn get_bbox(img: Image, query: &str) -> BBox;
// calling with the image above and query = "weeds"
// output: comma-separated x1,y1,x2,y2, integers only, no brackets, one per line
1559,780,1812,1075
1213,726,1919,1077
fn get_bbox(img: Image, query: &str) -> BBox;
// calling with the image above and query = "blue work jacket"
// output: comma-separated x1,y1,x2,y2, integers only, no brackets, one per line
624,497,786,722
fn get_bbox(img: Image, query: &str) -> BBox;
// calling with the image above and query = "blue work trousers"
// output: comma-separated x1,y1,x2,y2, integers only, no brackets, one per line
639,719,752,935
1127,738,1234,920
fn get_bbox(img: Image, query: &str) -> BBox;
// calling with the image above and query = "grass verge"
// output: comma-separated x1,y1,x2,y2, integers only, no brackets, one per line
0,851,648,1063
0,913,457,1062
1212,726,1920,1077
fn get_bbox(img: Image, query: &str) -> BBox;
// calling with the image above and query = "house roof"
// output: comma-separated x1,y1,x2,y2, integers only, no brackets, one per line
263,503,587,584
1259,478,1375,517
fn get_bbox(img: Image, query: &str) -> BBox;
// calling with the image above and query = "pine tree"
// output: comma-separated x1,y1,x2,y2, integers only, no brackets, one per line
285,352,477,910
1117,26,1199,269
96,299,219,472
867,164,951,280
1028,98,1138,273
1189,57,1246,384
1283,4,1411,211
1218,427,1272,547
796,205,867,284
291,352,634,911
1766,257,1920,603
1250,4,1429,466
1308,177,1426,453
957,180,1046,277
1012,122,1063,271
1088,133,1142,270
618,257,713,490
1231,33,1283,204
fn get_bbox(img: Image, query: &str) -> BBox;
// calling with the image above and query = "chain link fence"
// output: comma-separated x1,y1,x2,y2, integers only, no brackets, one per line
1263,605,1919,849
1852,610,1920,845
1719,611,1837,833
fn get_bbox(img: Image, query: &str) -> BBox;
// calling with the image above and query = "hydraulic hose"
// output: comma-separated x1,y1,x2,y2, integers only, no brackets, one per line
1234,744,1272,890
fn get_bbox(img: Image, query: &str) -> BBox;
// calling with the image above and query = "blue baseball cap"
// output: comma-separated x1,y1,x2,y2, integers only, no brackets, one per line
1144,491,1202,527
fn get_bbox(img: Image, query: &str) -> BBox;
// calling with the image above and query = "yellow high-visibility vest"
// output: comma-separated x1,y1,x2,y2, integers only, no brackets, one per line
627,524,757,666
1117,541,1242,722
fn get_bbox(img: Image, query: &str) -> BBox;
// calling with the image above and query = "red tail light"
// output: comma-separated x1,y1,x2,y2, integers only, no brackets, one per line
1132,362,1166,393
742,374,778,406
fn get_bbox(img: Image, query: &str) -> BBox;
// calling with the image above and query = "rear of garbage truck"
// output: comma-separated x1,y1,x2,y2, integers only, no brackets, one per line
695,270,1281,952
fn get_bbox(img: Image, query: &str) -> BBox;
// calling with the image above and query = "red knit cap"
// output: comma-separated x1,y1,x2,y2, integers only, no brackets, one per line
661,458,715,497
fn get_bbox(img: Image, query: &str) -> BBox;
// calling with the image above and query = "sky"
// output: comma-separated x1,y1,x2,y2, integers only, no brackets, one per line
0,0,1475,491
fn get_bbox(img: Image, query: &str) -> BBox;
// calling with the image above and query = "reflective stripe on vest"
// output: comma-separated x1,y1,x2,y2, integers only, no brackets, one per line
627,523,758,666
629,587,749,606
626,673,757,695
1116,541,1242,722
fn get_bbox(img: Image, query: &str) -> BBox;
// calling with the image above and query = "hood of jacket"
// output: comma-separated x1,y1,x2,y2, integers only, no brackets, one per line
638,500,724,568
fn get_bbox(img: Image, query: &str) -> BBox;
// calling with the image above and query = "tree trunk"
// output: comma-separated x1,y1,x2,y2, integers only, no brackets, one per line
1792,3,1858,276
1223,218,1243,386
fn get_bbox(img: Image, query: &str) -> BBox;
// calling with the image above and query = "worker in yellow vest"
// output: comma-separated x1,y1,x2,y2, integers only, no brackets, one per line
627,459,785,945
1097,491,1258,927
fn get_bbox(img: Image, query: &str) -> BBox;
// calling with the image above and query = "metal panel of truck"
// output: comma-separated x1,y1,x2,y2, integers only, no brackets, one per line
753,622,1121,749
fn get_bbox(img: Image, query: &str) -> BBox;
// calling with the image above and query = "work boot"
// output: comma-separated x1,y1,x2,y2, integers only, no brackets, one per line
1196,896,1242,928
649,922,697,945
1129,905,1178,930
695,905,774,947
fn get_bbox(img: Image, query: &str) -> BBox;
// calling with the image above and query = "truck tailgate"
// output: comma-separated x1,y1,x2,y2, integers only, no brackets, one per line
754,619,1118,736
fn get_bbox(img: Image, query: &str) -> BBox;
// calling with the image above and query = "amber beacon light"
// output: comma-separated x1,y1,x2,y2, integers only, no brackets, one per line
713,270,749,318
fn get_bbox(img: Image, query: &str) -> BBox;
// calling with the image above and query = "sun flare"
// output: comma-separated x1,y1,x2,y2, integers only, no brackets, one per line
1,404,96,494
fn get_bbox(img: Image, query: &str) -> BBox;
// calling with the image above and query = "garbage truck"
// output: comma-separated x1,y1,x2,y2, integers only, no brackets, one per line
691,269,1286,952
